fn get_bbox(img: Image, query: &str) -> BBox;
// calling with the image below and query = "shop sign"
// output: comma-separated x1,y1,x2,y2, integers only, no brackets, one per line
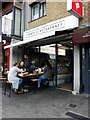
67,0,83,18
24,15,78,41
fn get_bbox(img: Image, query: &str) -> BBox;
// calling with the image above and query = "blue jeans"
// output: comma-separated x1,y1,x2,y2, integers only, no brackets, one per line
38,75,48,88
18,78,23,90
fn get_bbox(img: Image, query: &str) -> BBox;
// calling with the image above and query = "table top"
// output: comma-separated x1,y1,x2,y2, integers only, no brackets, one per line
18,72,43,78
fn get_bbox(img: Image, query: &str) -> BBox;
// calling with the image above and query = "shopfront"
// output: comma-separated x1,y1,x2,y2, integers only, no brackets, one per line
21,38,73,91
4,15,79,92
73,27,90,94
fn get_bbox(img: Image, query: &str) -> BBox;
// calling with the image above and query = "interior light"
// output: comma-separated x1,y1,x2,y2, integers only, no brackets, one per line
58,44,62,47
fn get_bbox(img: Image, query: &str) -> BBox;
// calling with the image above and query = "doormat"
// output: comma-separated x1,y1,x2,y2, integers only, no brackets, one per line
65,111,90,120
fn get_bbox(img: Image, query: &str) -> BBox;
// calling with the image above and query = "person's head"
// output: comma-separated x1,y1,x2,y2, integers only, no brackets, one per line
13,62,18,67
24,55,28,59
44,60,52,69
20,61,24,67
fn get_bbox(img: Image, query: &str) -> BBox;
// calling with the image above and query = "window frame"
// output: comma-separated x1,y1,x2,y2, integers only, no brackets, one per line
13,6,22,37
31,2,40,21
2,8,13,36
40,2,46,17
30,1,46,21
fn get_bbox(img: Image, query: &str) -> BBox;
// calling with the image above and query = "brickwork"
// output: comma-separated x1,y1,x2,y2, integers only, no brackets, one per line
2,2,13,15
28,2,71,29
28,2,90,30
80,2,90,26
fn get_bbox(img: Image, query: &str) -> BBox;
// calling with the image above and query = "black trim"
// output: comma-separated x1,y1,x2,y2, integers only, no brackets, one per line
65,111,89,120
11,35,22,41
29,2,40,7
2,5,13,16
13,6,22,36
29,15,46,23
13,6,15,35
55,43,58,87
2,34,11,42
38,46,41,67
72,43,74,91
11,7,14,35
20,8,22,36
30,1,46,22
79,45,84,93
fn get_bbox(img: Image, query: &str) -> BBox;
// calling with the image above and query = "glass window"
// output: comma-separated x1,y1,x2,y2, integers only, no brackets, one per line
2,11,13,36
31,3,39,20
41,2,46,16
14,8,21,36
31,1,46,21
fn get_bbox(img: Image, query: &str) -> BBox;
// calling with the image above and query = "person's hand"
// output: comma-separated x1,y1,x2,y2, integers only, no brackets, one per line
41,68,44,72
24,68,26,72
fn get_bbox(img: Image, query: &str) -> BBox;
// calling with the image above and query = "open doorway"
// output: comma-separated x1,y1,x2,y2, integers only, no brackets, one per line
22,40,73,91
57,40,73,91
40,40,73,91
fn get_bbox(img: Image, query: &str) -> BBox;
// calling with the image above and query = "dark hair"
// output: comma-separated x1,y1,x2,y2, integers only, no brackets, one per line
19,61,24,64
13,62,18,66
44,60,52,69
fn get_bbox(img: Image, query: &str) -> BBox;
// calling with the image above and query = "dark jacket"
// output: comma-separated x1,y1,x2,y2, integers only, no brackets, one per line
43,65,53,78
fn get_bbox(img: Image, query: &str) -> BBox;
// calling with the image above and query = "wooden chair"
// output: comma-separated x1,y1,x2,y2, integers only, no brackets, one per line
0,77,7,88
3,79,12,97
0,72,12,97
47,77,54,87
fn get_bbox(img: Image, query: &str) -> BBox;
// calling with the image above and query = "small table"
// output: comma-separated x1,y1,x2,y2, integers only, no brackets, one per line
18,72,43,78
18,72,43,92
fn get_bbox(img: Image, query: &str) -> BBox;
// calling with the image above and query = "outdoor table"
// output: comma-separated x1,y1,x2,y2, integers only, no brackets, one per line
18,72,43,92
18,72,43,79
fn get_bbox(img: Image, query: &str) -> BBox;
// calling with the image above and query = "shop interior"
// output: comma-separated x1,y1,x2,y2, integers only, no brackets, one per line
3,38,73,91
22,40,73,91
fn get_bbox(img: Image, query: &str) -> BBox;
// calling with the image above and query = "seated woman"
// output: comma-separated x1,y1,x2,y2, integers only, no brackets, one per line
38,60,53,88
8,62,24,93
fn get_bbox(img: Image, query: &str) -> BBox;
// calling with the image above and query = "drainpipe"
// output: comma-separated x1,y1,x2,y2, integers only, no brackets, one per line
23,1,26,31
24,2,25,31
38,46,40,67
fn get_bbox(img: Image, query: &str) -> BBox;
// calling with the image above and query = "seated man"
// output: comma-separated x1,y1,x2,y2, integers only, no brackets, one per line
38,60,53,88
28,61,36,73
8,62,24,93
18,61,25,70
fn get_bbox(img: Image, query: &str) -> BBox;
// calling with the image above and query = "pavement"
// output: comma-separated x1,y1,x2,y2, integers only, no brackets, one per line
0,81,89,119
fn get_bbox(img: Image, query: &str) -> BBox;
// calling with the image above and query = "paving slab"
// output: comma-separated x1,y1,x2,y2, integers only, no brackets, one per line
0,85,89,119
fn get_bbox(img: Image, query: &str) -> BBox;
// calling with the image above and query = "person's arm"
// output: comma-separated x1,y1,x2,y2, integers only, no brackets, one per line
17,67,24,73
43,65,47,73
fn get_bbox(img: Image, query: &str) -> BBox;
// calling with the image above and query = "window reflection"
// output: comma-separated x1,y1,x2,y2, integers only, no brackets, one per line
2,11,13,36
14,8,21,36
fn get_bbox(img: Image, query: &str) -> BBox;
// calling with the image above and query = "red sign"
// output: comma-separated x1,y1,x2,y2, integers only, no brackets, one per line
72,0,83,17
67,0,83,18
